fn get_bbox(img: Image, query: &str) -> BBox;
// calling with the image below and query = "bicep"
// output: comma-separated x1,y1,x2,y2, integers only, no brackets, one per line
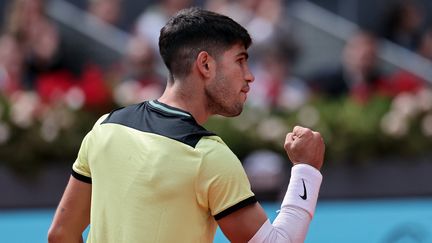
50,175,91,236
217,202,268,243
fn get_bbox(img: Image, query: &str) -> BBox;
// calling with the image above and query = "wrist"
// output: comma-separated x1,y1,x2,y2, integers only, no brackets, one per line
293,163,322,172
281,164,323,217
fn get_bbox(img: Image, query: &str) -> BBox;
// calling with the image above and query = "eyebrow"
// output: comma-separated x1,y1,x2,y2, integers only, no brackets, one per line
236,51,249,60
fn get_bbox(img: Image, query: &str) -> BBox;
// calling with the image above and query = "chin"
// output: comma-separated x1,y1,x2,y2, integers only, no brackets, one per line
223,111,242,117
220,105,243,117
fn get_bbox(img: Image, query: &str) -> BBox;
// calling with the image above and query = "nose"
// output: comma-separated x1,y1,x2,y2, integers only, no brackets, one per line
245,66,255,83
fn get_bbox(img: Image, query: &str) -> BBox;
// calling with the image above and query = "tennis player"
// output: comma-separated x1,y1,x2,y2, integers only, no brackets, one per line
48,7,324,243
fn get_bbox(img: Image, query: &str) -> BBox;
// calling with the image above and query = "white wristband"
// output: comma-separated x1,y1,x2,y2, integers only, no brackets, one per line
282,164,322,217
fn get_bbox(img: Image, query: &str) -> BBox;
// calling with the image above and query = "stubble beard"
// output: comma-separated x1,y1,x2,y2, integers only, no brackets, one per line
205,72,243,117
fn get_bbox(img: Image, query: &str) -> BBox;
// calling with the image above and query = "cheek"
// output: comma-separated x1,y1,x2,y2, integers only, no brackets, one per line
214,65,243,93
214,75,236,101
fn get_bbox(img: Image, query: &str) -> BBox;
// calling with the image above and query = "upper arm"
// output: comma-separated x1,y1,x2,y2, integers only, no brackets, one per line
49,176,91,241
196,138,256,217
49,117,105,242
196,138,268,242
217,202,268,243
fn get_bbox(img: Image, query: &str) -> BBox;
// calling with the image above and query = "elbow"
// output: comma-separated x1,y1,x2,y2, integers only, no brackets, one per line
47,227,67,243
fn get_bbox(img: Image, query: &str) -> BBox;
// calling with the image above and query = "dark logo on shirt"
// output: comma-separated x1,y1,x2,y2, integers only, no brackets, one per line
299,179,307,200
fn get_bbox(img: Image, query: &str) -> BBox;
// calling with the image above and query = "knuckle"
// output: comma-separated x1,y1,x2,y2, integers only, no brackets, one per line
303,129,313,137
312,131,323,140
293,126,303,132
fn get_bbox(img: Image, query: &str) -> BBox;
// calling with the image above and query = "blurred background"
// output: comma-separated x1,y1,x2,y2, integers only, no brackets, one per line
0,0,432,242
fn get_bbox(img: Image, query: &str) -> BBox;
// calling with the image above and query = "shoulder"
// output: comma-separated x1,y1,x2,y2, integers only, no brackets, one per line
94,113,110,126
197,135,242,167
101,103,145,124
197,135,231,154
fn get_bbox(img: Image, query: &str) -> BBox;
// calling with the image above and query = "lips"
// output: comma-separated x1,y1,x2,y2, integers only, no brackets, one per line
241,85,250,93
241,86,249,101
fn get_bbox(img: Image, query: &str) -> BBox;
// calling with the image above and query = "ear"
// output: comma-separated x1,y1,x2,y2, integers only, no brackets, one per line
196,51,215,79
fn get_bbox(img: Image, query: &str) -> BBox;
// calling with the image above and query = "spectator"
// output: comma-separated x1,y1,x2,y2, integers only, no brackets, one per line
113,36,165,106
307,31,388,103
0,35,24,96
1,0,113,110
383,27,430,96
3,0,45,43
206,0,288,46
417,27,432,61
87,0,121,26
135,0,193,52
3,0,68,92
134,0,193,76
380,27,432,97
249,36,308,111
380,0,424,51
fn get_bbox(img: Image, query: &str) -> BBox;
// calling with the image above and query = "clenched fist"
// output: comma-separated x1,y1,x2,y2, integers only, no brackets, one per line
284,126,325,170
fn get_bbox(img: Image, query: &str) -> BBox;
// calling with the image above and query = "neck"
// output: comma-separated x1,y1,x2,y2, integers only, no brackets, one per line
158,80,211,125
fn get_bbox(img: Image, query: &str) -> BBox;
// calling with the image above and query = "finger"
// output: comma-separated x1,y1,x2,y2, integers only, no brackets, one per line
285,132,294,141
295,127,313,138
284,133,294,150
312,131,324,143
293,126,304,134
285,133,294,146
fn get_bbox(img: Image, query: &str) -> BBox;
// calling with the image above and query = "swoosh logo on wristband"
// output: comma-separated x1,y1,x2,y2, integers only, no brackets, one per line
299,179,307,200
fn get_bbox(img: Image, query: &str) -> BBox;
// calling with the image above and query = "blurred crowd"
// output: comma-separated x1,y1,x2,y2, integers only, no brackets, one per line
0,0,431,113
1,0,432,198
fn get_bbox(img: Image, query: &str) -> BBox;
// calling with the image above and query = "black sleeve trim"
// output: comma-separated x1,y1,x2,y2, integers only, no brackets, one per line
214,196,257,220
71,170,92,184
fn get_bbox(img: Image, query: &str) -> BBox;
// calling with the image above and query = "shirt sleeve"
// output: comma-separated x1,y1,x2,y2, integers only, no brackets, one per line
196,136,256,220
71,114,108,184
72,131,93,183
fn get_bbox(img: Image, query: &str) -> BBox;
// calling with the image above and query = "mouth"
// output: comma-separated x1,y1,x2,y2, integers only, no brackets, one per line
241,86,250,93
240,87,249,101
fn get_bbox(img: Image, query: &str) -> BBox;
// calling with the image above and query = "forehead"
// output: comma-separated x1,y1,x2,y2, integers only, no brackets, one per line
222,43,248,58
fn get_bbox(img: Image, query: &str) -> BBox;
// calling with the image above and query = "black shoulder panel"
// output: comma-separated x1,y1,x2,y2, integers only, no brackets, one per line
101,101,215,148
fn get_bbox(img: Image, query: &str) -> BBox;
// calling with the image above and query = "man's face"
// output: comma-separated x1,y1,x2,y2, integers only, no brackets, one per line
343,34,377,74
205,43,255,117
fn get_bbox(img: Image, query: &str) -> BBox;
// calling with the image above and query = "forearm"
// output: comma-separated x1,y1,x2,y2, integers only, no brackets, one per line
249,164,322,243
48,176,91,243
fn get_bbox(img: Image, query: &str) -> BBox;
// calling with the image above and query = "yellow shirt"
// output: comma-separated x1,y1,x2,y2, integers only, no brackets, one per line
72,100,256,243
